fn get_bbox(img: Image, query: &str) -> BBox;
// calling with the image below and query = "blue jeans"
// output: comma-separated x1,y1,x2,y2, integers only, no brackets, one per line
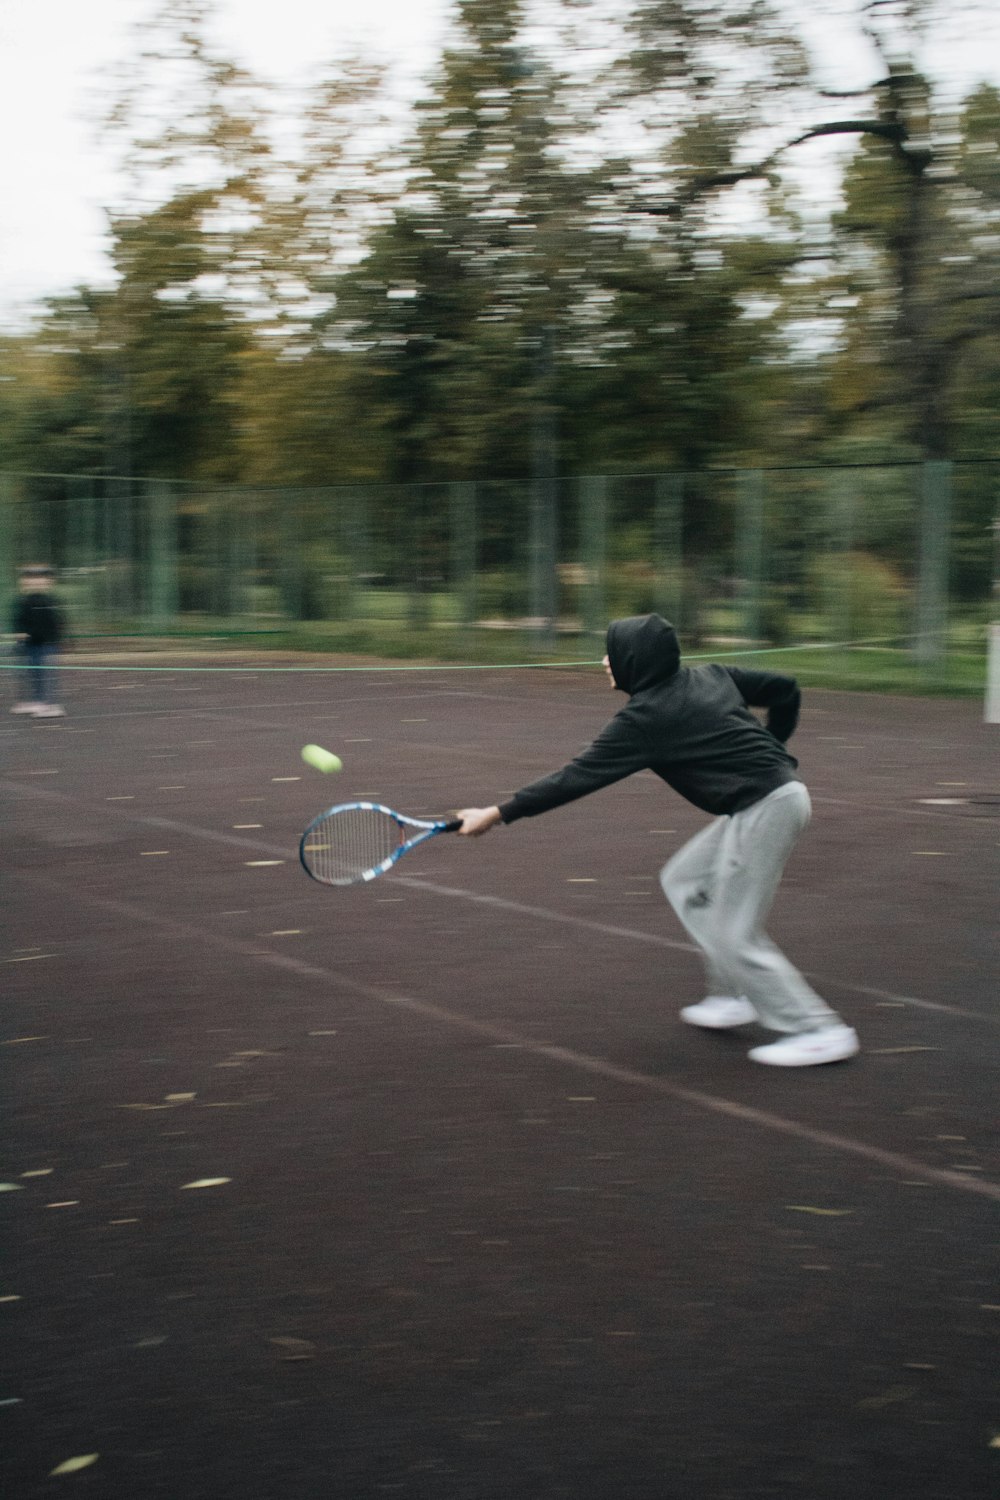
20,642,60,703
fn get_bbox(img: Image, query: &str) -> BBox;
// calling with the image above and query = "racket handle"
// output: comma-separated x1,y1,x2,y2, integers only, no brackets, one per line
442,819,463,833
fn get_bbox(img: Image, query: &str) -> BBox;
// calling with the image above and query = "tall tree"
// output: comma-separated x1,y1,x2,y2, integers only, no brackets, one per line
624,0,1000,459
98,0,274,478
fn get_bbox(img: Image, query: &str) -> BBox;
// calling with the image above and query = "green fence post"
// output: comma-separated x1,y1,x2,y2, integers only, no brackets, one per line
281,490,304,621
118,478,135,620
66,477,94,633
407,485,432,631
0,474,18,605
915,460,952,669
352,486,374,624
148,479,179,630
580,475,607,638
654,472,683,627
736,469,765,643
228,491,254,623
529,473,558,643
449,481,477,635
830,470,856,644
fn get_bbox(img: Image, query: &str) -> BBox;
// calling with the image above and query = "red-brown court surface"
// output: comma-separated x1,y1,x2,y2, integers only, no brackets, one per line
3,657,999,1500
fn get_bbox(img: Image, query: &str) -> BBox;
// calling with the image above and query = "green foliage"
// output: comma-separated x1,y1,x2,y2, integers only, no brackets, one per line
806,550,908,640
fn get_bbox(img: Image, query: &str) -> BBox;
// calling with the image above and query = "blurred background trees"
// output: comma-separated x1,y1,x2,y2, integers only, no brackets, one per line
1,0,997,488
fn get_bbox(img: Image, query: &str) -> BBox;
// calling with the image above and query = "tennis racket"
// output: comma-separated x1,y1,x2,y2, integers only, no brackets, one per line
299,801,462,887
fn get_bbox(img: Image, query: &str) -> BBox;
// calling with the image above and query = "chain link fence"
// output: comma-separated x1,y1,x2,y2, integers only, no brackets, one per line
1,462,996,664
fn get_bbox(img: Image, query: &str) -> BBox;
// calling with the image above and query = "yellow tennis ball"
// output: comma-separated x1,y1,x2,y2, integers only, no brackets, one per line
301,744,342,774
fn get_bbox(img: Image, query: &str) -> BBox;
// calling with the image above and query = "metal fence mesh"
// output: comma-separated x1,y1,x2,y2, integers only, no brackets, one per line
2,463,996,661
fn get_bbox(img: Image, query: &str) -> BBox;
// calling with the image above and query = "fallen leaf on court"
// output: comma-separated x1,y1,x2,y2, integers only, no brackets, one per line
179,1178,231,1190
244,860,284,867
786,1205,854,1217
856,1386,916,1410
268,1336,317,1361
0,1184,24,1193
165,1093,196,1103
50,1454,99,1476
870,1046,940,1054
20,1169,54,1178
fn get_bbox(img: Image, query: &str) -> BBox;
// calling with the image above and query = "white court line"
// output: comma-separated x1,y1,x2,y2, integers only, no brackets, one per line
15,866,1000,1208
393,878,1000,1026
86,811,1000,1025
5,778,997,1026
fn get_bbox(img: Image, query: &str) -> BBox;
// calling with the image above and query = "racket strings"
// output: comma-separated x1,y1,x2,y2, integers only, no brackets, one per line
303,807,402,885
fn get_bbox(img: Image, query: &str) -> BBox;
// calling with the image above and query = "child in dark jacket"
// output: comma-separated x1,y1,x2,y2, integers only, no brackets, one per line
456,613,859,1068
10,564,67,718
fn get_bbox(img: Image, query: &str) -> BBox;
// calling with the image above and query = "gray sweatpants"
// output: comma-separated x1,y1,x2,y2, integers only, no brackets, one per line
659,781,840,1035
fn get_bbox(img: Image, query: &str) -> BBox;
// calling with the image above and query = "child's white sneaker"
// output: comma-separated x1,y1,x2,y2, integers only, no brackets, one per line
680,995,758,1029
748,1025,859,1067
10,702,40,714
34,704,65,717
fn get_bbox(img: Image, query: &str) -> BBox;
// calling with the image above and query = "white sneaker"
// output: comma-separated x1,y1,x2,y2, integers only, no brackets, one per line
10,702,40,714
34,704,65,717
681,995,758,1029
748,1025,859,1067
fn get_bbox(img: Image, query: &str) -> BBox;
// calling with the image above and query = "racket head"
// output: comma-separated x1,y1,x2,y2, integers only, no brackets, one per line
299,802,458,886
300,802,405,886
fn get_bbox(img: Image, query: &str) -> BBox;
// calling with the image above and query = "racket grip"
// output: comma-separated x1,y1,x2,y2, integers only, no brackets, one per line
442,819,463,833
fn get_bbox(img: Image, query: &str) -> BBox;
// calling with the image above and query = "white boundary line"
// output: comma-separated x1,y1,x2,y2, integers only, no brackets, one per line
15,867,1000,1207
5,779,997,1028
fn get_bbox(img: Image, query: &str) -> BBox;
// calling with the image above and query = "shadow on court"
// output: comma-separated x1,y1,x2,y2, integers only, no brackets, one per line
3,658,999,1499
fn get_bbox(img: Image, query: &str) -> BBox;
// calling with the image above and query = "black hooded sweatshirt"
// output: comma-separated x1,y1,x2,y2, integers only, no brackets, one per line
498,614,801,825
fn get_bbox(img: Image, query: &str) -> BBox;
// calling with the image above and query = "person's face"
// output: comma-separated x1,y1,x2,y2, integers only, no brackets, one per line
602,653,616,688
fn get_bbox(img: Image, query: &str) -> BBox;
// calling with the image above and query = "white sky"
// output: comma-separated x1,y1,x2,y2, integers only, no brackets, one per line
0,0,451,328
1,0,998,332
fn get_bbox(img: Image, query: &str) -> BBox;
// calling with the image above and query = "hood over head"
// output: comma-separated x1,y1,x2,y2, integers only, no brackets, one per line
606,614,681,694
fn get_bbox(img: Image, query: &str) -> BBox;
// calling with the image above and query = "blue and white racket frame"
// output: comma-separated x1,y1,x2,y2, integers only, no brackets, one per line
299,800,462,886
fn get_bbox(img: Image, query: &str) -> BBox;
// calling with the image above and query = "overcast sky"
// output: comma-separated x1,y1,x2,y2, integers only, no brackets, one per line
1,0,997,332
0,0,451,328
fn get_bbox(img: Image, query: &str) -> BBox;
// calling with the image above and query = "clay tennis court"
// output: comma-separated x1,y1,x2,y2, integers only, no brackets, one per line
4,656,999,1499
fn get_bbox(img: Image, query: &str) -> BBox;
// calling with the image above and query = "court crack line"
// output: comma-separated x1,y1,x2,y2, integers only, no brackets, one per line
5,779,996,1027
15,867,1000,1208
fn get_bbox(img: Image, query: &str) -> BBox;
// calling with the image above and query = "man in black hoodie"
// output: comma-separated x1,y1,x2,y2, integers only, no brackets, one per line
456,614,858,1067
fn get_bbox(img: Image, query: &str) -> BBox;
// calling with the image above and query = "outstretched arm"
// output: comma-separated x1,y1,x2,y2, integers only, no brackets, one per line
456,707,650,837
